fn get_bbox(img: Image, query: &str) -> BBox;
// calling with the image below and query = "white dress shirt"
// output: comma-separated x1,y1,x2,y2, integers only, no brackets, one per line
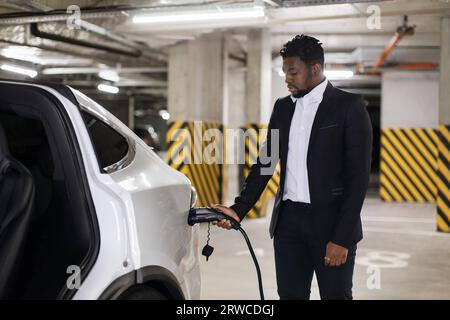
282,79,329,203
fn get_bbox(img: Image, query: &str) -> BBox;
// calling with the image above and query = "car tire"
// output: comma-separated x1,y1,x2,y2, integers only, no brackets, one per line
119,285,168,300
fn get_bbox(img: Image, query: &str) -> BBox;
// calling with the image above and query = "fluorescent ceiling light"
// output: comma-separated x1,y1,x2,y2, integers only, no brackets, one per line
324,70,354,80
0,64,37,78
133,6,265,24
159,110,170,120
98,70,120,82
1,46,42,64
1,46,91,66
98,83,119,94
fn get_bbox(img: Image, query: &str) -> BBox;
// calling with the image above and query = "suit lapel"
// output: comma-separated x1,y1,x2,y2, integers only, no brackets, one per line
279,98,296,190
281,98,296,157
307,82,335,154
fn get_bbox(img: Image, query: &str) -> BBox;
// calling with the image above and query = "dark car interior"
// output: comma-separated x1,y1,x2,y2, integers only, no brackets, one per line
0,114,35,299
0,83,98,299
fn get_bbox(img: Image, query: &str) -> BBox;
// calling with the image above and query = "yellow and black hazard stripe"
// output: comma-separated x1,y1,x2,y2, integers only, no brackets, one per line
167,121,190,173
436,125,450,233
242,123,280,218
380,128,439,203
167,120,224,207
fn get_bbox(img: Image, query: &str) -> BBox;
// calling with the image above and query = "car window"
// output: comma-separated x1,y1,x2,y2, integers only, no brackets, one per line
82,111,129,171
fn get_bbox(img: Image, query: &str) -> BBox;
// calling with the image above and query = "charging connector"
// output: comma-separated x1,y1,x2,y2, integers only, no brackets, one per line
188,207,265,300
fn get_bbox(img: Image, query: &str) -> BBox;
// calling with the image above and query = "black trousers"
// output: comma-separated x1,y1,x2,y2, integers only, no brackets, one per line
273,200,356,300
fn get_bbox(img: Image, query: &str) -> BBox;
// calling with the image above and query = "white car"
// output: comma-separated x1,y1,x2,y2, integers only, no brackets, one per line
0,80,201,300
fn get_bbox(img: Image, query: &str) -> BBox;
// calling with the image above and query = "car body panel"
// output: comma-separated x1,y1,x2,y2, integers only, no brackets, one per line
71,88,201,300
0,80,200,299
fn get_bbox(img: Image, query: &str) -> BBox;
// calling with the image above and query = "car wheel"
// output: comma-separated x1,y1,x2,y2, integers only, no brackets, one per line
119,285,168,300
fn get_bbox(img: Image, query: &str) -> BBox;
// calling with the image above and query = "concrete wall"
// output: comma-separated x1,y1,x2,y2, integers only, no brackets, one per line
168,33,225,122
225,67,247,203
271,69,289,107
226,68,247,128
440,17,450,125
246,28,272,125
379,70,441,204
381,70,439,128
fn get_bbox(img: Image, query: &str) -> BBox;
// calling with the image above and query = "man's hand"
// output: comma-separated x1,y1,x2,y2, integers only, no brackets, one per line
324,241,348,267
211,204,241,230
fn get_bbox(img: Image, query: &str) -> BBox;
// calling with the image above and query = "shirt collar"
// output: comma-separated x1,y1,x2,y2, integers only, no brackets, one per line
290,78,328,105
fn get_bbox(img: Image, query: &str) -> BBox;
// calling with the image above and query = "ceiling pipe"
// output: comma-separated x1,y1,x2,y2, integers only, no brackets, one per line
1,1,166,62
373,16,416,69
395,62,438,70
70,19,166,61
0,34,156,67
30,23,142,58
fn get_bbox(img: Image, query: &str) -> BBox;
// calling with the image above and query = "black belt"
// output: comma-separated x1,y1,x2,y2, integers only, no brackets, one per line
282,199,311,207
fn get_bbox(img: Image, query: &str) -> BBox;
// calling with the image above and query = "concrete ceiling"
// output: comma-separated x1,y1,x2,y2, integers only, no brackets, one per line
1,0,447,49
0,0,448,93
112,0,448,50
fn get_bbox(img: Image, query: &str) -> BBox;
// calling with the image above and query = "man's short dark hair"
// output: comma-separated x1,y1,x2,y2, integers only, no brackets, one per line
280,34,324,67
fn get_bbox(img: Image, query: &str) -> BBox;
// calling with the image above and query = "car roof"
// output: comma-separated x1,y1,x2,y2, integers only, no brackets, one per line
0,78,120,130
0,78,79,106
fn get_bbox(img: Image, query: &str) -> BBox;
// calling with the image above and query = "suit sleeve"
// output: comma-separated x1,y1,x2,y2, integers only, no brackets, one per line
331,96,373,248
230,100,281,221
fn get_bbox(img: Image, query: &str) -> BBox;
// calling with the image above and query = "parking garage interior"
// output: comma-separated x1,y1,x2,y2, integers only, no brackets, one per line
0,0,449,300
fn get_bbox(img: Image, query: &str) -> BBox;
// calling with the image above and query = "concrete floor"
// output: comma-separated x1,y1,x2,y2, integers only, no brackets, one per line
199,195,450,300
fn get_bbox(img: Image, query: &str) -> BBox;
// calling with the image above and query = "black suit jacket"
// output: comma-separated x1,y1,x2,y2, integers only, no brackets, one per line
230,82,373,248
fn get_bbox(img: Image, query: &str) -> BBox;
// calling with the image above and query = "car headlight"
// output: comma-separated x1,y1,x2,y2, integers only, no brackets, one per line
190,186,197,209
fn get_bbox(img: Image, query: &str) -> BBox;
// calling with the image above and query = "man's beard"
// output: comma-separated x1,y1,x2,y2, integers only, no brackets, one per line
292,88,312,98
292,74,325,98
292,71,313,98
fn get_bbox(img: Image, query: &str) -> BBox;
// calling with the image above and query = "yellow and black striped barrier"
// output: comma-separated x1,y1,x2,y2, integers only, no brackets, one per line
436,125,450,232
379,126,450,233
242,123,280,218
380,128,439,203
167,121,225,207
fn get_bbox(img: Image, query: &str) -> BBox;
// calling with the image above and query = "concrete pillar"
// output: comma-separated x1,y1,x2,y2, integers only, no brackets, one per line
437,17,450,232
379,71,439,204
167,32,227,207
222,29,273,206
224,36,247,204
439,17,450,125
246,28,272,124
241,28,276,217
168,32,226,122
167,29,274,212
381,71,439,129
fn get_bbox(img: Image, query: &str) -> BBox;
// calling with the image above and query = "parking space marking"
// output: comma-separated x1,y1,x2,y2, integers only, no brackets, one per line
236,248,265,257
362,216,435,223
364,227,450,238
356,250,411,269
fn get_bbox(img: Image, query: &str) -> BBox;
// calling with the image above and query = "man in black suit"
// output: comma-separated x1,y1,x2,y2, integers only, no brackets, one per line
213,35,372,300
